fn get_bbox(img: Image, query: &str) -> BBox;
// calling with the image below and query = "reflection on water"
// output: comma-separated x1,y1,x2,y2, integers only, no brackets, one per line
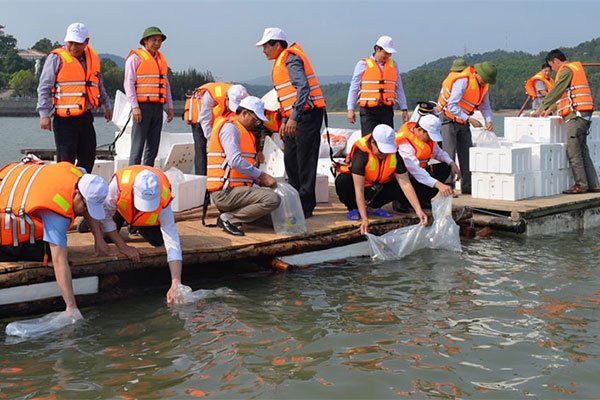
1,230,600,398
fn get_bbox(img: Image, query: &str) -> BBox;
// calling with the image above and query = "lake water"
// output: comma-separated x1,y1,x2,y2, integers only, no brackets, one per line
1,116,598,399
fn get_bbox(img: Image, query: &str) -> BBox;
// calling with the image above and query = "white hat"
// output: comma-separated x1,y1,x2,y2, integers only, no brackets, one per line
239,96,268,122
64,22,89,43
227,85,248,112
417,114,442,142
78,174,108,220
375,35,396,54
133,170,161,212
255,27,287,46
372,124,397,154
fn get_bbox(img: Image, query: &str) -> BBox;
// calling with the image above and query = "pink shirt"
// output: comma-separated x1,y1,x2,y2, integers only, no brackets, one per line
124,49,173,109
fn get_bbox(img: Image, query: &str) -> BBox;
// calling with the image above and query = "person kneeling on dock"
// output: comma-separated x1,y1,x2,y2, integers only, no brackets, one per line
395,114,461,209
207,96,280,236
0,158,109,319
95,166,185,303
335,124,427,235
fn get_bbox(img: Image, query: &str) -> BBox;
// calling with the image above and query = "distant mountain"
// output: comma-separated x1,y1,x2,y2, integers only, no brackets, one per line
99,53,125,69
243,74,352,86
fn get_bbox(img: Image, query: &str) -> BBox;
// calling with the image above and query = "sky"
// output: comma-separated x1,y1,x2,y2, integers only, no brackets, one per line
2,0,600,83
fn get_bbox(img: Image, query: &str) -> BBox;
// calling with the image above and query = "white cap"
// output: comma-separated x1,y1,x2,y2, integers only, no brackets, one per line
372,124,397,154
64,22,89,43
78,174,108,220
227,85,248,112
375,35,396,54
239,96,268,121
255,27,287,46
133,170,161,212
417,114,442,142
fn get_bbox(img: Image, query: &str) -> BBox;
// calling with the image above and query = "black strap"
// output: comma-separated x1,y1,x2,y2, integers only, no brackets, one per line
322,108,340,178
97,110,133,154
201,190,217,227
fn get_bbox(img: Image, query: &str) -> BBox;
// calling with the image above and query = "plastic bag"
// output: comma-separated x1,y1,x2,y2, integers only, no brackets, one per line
164,167,186,184
474,129,501,148
171,283,234,304
271,183,307,235
5,309,83,338
366,194,461,260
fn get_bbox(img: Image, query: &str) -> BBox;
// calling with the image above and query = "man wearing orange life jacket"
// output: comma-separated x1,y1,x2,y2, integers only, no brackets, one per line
436,61,497,195
36,23,113,174
124,27,173,167
533,49,600,194
395,115,461,209
347,36,409,136
525,63,553,110
207,97,280,236
256,27,325,218
335,124,427,235
0,157,109,325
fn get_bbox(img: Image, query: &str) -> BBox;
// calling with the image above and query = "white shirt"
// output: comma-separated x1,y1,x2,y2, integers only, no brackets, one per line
199,91,216,140
398,140,454,188
447,78,493,123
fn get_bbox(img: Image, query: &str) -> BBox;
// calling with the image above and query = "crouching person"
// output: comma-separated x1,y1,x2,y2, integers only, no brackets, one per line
96,165,185,303
207,96,280,236
395,114,461,209
0,159,108,318
335,124,427,235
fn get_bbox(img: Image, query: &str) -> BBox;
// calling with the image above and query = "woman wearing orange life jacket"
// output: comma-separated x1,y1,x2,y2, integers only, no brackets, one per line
334,124,427,235
124,27,173,168
525,63,554,110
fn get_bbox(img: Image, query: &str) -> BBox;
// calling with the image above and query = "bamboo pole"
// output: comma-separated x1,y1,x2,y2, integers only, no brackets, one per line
517,96,532,117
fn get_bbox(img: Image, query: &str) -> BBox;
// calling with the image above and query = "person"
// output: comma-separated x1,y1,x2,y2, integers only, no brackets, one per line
0,157,109,317
36,22,113,174
256,27,325,218
93,165,187,303
347,35,409,136
395,114,461,208
525,63,554,110
532,49,600,194
335,124,428,235
124,26,173,167
207,96,280,236
436,61,497,194
408,100,438,123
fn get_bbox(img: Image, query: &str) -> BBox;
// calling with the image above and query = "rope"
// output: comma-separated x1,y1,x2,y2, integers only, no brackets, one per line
96,110,133,154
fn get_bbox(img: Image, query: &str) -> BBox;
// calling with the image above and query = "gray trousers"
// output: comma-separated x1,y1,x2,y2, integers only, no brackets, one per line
211,186,281,225
129,102,163,166
566,117,599,190
440,115,472,192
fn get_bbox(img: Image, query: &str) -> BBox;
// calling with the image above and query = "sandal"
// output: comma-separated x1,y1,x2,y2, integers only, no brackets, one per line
346,210,361,221
367,208,394,218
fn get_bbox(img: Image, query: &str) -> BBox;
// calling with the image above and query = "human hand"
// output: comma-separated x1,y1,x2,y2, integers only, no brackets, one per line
485,122,494,131
347,109,356,124
167,108,174,123
468,117,483,128
257,151,265,164
359,219,369,235
94,239,114,258
284,118,297,137
40,117,52,131
119,244,141,263
259,172,277,188
402,110,409,123
132,107,142,123
435,181,454,197
450,162,461,181
104,109,113,122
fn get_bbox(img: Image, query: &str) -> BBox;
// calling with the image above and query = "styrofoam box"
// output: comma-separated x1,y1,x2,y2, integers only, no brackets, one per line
588,140,600,167
114,157,129,173
558,168,574,192
170,175,206,212
317,157,345,183
590,116,600,141
472,172,535,201
469,146,532,174
555,143,570,169
91,159,114,183
533,171,561,197
316,174,329,203
504,116,566,143
512,143,563,172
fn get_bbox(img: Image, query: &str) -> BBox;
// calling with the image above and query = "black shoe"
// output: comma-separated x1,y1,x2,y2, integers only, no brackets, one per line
78,219,90,233
217,217,245,236
392,200,410,213
128,225,139,235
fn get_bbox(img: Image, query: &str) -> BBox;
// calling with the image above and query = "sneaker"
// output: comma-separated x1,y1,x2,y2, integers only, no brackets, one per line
217,216,245,236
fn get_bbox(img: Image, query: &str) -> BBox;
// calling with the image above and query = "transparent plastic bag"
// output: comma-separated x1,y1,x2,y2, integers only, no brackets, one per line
171,283,234,305
5,309,83,338
474,129,501,148
270,183,307,235
366,194,461,260
164,167,186,184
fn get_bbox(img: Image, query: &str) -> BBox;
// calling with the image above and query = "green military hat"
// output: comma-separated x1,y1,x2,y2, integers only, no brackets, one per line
450,58,467,72
140,26,167,45
474,61,497,85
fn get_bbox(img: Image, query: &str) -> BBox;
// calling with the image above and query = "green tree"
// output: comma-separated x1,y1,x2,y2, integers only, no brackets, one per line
0,34,17,55
100,58,124,99
1,48,33,74
9,69,37,97
32,38,61,54
167,68,214,100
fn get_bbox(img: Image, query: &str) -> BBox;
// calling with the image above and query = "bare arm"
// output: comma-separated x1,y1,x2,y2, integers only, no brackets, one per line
166,260,183,303
395,172,428,226
49,243,77,311
352,173,369,235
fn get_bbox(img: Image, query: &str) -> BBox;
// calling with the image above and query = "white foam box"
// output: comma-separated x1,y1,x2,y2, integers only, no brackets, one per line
533,171,561,197
512,143,563,172
590,116,600,141
555,143,570,169
91,159,115,183
588,140,600,167
472,172,535,201
317,157,345,183
114,157,129,173
315,174,329,203
469,146,532,174
170,174,206,212
558,168,574,191
504,116,566,143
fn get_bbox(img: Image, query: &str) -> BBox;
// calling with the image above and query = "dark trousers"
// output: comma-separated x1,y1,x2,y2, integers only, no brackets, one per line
284,107,323,217
0,241,46,262
129,102,164,167
113,212,163,247
566,117,599,190
191,123,207,175
440,115,472,193
52,110,96,173
359,105,394,136
409,163,452,207
335,173,409,211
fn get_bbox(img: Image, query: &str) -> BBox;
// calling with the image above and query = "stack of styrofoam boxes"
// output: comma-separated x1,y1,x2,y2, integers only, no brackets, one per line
589,116,600,179
169,174,207,212
92,159,115,183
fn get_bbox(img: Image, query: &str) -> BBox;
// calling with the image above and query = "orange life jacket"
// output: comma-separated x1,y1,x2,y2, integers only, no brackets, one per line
271,43,326,118
206,117,257,192
358,57,397,107
51,46,101,117
183,82,235,125
555,61,594,117
395,122,436,168
0,161,83,246
128,48,168,104
436,66,487,124
339,134,397,187
113,166,173,226
263,109,281,133
524,71,554,99
183,89,202,125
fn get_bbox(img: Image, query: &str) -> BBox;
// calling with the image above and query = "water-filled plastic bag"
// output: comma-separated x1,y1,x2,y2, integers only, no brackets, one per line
271,183,307,235
5,309,83,338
